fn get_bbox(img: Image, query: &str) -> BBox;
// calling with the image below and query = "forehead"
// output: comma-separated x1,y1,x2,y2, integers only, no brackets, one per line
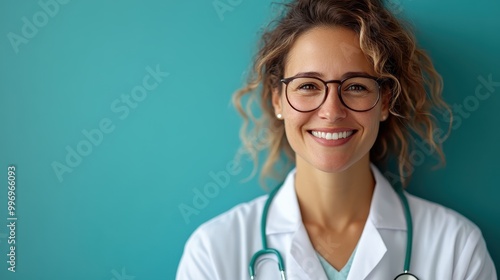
285,26,375,78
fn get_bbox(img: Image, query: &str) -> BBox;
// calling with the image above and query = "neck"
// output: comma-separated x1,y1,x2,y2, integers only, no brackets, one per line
295,157,374,231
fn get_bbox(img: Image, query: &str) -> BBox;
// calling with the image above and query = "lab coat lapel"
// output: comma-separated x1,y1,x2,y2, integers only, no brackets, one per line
346,220,386,280
266,169,300,235
347,165,407,279
288,223,328,280
265,170,328,280
264,166,406,280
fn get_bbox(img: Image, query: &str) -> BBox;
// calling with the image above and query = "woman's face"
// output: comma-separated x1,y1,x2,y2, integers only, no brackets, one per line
272,26,388,173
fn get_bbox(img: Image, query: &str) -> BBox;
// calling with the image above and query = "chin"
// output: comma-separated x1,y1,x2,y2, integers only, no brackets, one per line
306,157,355,174
317,164,353,174
299,151,370,175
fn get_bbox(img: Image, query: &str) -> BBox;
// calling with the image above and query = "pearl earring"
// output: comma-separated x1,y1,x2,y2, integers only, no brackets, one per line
276,113,283,119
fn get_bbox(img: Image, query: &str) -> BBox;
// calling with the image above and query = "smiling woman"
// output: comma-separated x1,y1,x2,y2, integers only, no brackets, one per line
176,0,497,279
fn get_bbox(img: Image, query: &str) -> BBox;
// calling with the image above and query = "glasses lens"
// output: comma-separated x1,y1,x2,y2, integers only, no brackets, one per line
286,77,326,111
340,77,380,111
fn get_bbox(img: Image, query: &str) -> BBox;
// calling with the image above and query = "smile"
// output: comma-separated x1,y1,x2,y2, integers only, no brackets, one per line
311,130,354,140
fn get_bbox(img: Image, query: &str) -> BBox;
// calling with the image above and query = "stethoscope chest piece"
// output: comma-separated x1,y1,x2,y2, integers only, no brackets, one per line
394,272,419,280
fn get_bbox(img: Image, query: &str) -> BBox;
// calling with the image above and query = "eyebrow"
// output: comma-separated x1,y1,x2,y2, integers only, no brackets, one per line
291,71,372,80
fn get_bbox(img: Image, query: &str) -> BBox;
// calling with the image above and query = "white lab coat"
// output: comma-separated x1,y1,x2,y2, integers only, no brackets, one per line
176,165,497,279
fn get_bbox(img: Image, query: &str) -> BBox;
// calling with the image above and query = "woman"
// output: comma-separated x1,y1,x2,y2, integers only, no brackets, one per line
177,0,497,279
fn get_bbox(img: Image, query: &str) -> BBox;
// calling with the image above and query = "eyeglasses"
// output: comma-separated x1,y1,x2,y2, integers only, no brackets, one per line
280,75,382,112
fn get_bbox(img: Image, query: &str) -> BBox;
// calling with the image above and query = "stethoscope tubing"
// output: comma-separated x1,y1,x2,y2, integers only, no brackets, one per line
249,185,286,279
395,186,413,273
249,183,418,280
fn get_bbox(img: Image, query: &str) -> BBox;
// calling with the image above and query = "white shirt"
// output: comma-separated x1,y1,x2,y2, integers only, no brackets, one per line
176,165,497,279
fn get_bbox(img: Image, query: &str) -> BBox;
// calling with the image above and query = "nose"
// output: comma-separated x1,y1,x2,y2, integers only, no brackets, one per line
317,84,347,121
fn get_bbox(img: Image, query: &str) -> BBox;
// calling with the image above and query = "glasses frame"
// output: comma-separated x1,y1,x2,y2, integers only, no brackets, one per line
280,75,383,113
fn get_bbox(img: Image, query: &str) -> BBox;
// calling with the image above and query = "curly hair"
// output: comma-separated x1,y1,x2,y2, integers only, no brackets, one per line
233,0,451,187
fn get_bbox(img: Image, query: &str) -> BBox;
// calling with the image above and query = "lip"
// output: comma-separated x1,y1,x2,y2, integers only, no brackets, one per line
307,128,357,146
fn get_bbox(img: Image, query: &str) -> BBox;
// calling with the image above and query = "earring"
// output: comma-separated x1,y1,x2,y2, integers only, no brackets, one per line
276,113,283,120
381,114,388,121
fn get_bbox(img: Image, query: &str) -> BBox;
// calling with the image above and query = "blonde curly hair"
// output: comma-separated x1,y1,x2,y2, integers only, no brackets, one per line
233,0,451,187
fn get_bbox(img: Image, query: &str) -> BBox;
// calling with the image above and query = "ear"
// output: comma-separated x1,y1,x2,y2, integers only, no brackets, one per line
272,87,283,117
380,88,391,121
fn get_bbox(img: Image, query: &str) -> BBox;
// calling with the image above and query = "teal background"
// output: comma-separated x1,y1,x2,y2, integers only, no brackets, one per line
0,0,498,279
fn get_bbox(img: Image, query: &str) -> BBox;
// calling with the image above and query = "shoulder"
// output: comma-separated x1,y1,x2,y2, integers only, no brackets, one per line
406,193,479,236
176,195,268,279
406,193,484,253
183,194,267,252
196,194,266,237
406,193,497,279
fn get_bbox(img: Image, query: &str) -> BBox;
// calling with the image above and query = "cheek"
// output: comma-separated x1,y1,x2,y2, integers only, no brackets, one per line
363,114,382,142
370,121,381,139
283,115,303,137
282,113,309,148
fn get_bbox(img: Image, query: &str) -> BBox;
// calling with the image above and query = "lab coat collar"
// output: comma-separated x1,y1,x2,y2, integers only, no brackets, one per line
369,164,407,231
266,169,302,235
265,164,407,279
266,163,407,234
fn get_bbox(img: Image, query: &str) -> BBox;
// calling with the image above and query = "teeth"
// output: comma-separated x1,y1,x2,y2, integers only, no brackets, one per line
311,130,353,140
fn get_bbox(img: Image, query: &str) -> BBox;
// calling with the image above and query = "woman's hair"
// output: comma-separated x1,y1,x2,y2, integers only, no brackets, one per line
233,0,451,187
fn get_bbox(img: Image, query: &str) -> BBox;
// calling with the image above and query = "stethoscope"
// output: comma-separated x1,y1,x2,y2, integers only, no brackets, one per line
248,183,419,280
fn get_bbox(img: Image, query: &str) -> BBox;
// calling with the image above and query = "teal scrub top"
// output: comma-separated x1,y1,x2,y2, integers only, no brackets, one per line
316,248,357,280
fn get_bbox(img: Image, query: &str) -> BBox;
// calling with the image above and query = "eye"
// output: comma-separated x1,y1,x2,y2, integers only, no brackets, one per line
288,77,324,94
298,83,320,90
345,84,367,92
